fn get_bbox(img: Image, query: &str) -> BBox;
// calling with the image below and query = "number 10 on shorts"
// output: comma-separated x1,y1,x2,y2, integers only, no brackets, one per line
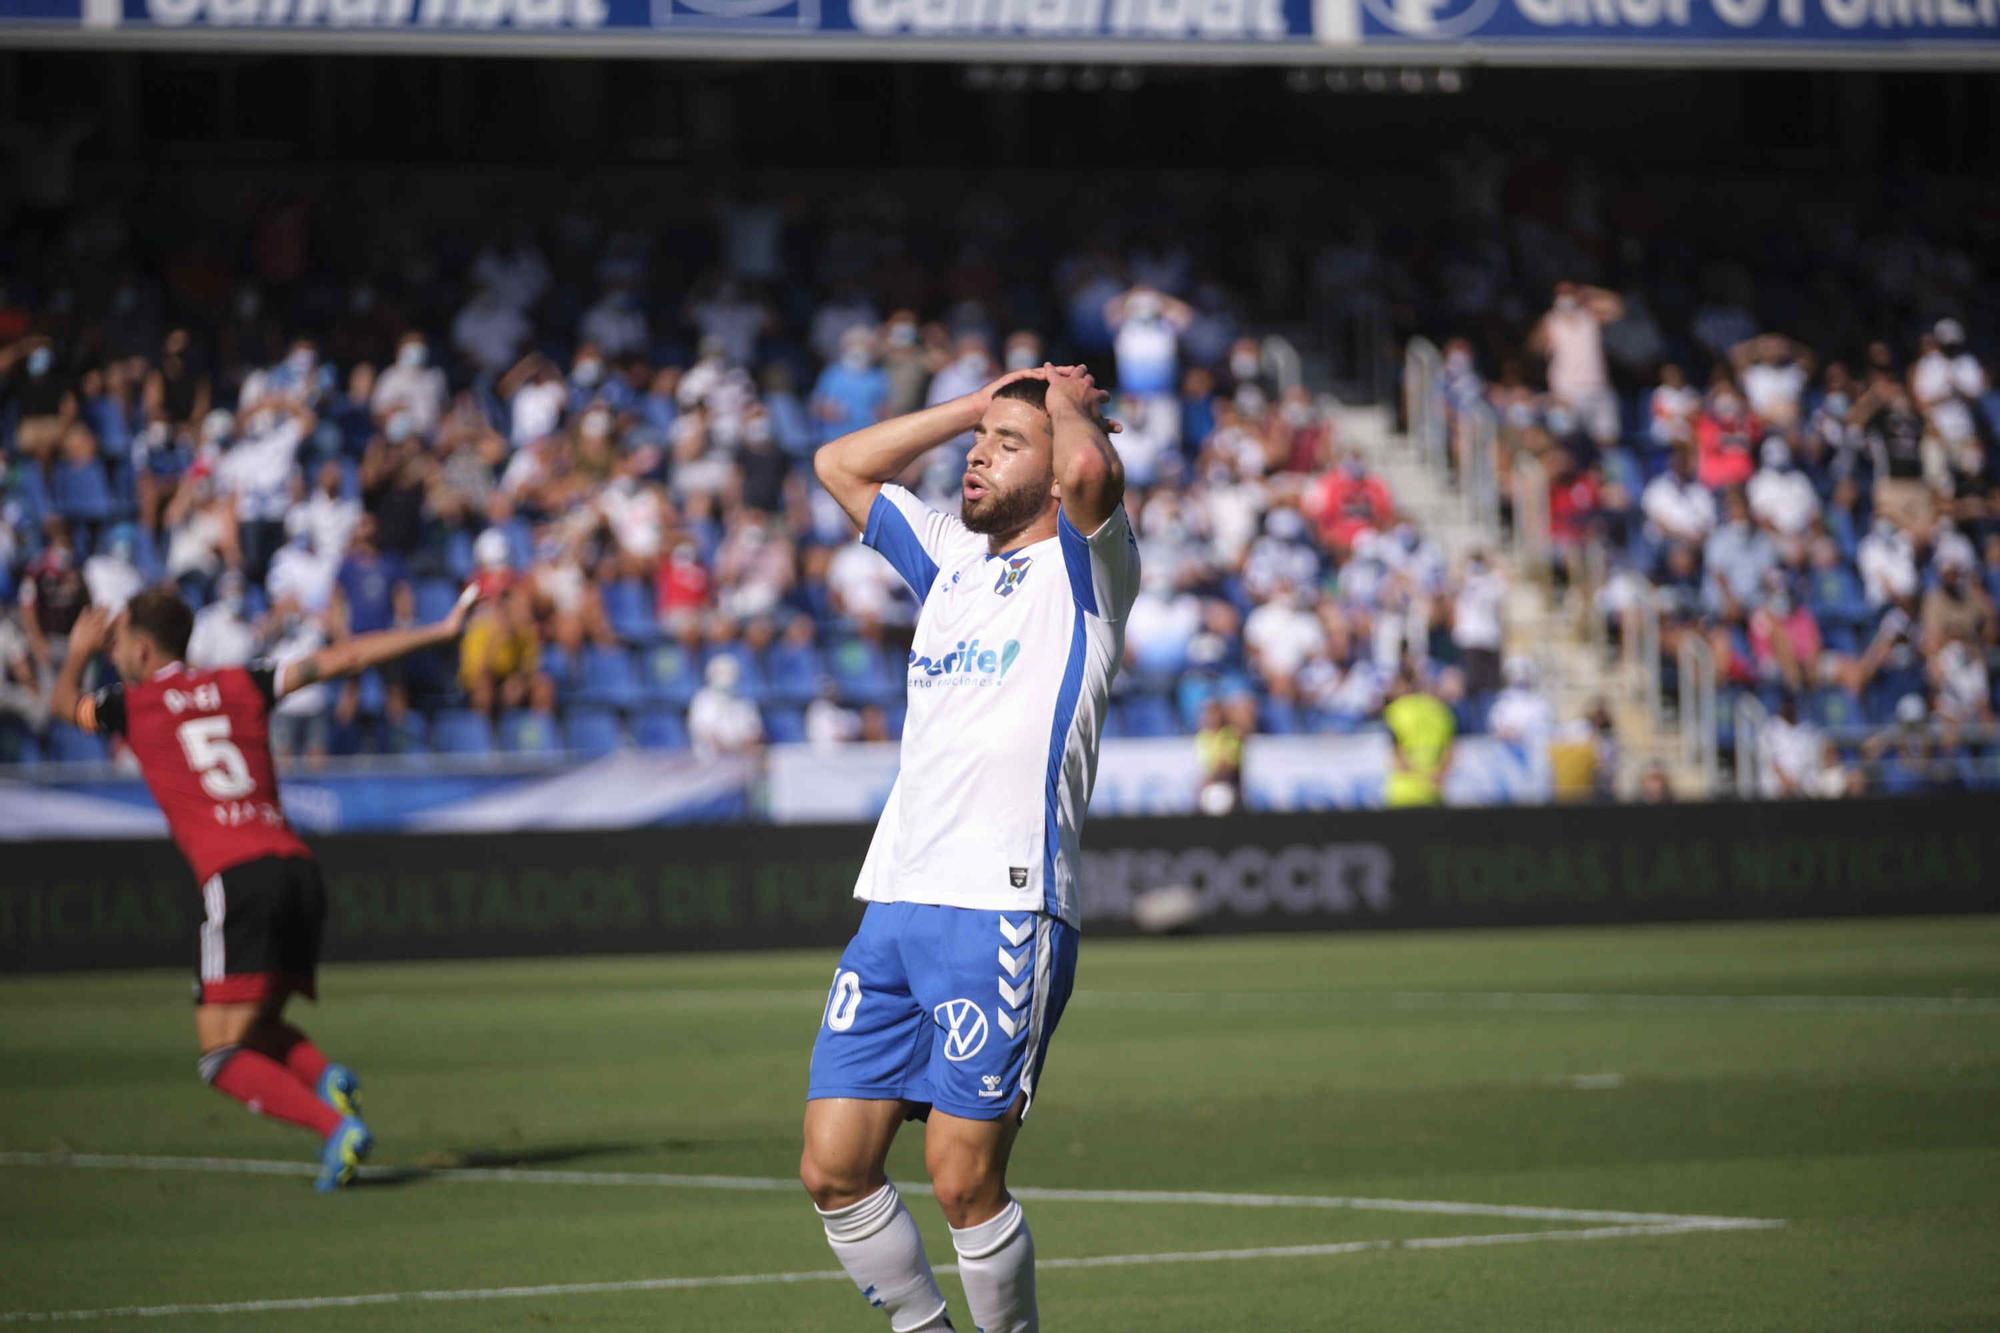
824,970,862,1032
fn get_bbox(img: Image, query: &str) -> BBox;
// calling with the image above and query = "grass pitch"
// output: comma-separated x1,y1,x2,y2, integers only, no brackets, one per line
3,916,1998,1330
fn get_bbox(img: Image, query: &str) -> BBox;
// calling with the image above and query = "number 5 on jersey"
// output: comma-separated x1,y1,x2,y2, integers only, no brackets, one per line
177,716,255,800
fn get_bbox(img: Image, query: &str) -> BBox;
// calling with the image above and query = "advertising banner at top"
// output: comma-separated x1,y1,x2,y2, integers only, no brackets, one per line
1357,0,2000,47
8,0,1325,44
1,0,1994,52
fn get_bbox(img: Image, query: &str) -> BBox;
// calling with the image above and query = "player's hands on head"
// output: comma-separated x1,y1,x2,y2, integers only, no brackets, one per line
974,366,1049,411
1041,363,1123,435
67,605,112,657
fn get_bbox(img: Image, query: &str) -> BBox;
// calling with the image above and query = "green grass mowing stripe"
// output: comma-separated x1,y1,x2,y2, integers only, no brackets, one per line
0,1152,1780,1227
0,1221,1783,1325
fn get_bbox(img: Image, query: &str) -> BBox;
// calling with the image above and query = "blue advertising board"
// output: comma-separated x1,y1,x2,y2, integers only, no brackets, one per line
1357,0,2000,46
0,0,1994,63
4,0,1321,42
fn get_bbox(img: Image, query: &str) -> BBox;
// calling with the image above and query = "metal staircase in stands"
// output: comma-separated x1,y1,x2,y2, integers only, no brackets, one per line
1316,341,1717,801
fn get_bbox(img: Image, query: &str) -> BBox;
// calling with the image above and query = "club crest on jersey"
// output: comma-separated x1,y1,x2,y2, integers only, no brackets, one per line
934,998,990,1062
993,554,1033,597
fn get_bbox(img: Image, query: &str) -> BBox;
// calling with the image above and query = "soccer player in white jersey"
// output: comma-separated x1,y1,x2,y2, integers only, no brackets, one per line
802,363,1139,1332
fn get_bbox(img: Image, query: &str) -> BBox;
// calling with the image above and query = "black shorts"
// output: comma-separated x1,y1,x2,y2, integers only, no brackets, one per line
193,855,327,1006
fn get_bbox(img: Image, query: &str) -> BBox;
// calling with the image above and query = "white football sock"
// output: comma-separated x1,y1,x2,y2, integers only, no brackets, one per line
818,1182,955,1332
950,1197,1037,1333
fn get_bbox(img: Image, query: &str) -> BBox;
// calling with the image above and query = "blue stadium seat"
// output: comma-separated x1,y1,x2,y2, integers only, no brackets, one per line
632,706,690,752
382,711,430,756
443,529,476,583
0,717,39,766
765,642,825,706
50,460,114,524
540,642,576,691
602,579,660,643
578,644,644,709
413,577,460,625
430,708,495,756
639,642,702,707
1259,698,1302,736
498,709,560,754
354,669,388,717
564,706,625,757
1121,694,1180,738
46,724,108,764
709,643,770,701
762,706,806,744
827,638,901,707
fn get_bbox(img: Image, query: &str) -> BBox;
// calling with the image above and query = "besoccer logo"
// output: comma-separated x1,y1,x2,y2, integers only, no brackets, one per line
993,554,1033,597
934,998,989,1062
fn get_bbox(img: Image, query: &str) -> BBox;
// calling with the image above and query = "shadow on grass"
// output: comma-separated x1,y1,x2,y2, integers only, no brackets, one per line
355,1139,703,1188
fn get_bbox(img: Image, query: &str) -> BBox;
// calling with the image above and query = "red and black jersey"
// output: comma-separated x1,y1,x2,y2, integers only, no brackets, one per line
89,661,311,884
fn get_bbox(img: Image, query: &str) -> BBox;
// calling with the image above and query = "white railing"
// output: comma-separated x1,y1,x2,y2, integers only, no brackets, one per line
1734,691,1770,800
1402,336,1449,477
1457,400,1501,537
1510,451,1549,568
1678,634,1720,791
1260,334,1305,397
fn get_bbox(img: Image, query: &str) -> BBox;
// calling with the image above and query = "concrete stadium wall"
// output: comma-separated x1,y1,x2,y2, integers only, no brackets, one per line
2,797,1995,973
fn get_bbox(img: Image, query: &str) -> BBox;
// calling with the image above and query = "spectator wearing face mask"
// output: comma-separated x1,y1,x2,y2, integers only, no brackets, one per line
1851,370,1932,538
1307,451,1395,557
1730,333,1815,431
371,332,446,437
188,570,260,669
1695,380,1760,491
1703,489,1777,623
257,338,333,412
81,524,145,613
688,655,764,762
811,328,890,447
1641,444,1717,550
1648,363,1699,452
1921,542,1996,657
2,336,76,467
1451,549,1505,697
498,351,567,448
219,395,314,584
879,311,929,418
1747,438,1818,542
1910,320,1990,452
1105,285,1194,402
1530,281,1625,451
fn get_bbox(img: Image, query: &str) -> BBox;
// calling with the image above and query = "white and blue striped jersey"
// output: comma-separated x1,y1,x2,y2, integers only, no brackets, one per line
853,484,1140,928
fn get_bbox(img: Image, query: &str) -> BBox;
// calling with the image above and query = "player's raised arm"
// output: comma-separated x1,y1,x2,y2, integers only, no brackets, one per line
50,605,114,731
812,368,1041,528
1044,366,1127,535
272,585,479,699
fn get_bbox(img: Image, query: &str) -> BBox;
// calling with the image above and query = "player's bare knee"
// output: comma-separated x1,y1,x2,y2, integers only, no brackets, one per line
927,1163,1006,1229
799,1146,878,1211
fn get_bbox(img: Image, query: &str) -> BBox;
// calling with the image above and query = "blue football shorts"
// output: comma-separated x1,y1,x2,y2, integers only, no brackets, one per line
807,902,1080,1122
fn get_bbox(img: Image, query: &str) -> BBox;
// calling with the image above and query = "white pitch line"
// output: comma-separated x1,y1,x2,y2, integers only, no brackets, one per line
0,1220,1778,1324
1076,989,2000,1016
0,1152,1776,1228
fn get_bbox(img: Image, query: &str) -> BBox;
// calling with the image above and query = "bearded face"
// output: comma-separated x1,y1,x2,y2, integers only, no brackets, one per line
962,398,1056,541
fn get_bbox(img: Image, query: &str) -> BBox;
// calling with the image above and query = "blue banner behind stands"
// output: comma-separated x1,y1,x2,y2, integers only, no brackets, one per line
3,0,1994,52
1357,0,2000,46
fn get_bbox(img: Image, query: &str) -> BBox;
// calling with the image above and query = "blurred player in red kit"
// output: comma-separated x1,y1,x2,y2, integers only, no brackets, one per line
50,585,479,1190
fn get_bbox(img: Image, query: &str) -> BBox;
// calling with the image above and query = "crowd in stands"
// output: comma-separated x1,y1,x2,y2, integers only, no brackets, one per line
0,197,1529,777
1435,257,2000,795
